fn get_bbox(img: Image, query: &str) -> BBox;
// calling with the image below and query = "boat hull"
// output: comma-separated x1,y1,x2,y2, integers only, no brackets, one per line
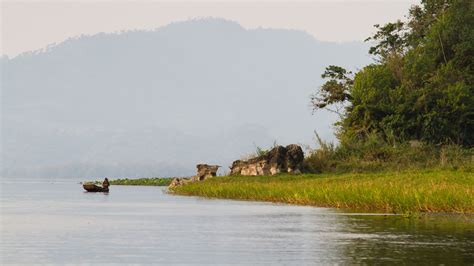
83,184,109,192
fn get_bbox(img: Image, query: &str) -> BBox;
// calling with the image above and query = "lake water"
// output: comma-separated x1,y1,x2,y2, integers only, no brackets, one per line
1,180,473,264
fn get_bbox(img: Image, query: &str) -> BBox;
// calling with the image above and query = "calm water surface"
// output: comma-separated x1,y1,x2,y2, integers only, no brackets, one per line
1,180,473,264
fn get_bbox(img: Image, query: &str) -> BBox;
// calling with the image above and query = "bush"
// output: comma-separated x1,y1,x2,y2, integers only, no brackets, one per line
303,132,473,173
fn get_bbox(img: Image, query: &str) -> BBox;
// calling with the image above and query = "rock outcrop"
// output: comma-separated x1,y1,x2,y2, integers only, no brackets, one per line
169,145,304,189
193,164,220,181
230,144,304,176
169,164,220,189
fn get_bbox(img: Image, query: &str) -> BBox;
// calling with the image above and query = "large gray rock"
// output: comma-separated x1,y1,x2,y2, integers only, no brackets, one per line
194,164,220,181
169,164,220,189
230,144,304,176
285,144,305,173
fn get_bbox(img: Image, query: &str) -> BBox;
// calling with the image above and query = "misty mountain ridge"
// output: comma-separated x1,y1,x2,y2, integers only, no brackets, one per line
2,18,372,179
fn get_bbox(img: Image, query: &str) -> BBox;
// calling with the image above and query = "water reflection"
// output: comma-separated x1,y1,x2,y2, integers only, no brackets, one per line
341,215,474,264
1,181,473,264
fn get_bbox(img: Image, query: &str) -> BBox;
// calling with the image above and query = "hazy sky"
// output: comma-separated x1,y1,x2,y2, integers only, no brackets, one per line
2,0,419,57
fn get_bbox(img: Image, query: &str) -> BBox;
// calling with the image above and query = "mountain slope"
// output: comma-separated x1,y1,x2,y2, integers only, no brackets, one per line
2,19,371,179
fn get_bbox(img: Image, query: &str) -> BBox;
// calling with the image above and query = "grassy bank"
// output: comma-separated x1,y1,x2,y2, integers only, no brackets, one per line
171,170,473,214
302,135,473,174
109,177,173,186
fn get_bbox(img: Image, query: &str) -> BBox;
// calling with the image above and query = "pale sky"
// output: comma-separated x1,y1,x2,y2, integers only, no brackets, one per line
1,0,419,57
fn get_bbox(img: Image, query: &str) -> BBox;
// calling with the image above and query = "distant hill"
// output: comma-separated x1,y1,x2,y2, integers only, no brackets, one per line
2,18,371,179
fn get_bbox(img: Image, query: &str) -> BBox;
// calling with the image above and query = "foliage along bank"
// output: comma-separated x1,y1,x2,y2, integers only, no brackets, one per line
311,0,473,147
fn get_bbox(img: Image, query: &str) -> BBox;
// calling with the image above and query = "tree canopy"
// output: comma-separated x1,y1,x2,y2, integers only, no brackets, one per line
313,0,474,147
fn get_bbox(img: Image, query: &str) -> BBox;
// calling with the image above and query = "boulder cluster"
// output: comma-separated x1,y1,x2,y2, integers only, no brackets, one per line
169,164,220,189
230,144,304,176
169,144,304,189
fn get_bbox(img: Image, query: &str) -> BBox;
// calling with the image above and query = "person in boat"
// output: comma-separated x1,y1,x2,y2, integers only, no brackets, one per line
102,178,110,190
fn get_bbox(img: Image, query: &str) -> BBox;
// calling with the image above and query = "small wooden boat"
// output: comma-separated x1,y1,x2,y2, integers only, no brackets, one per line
83,183,109,192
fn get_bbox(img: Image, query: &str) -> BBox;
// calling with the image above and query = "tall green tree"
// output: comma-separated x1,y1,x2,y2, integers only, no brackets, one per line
312,0,474,146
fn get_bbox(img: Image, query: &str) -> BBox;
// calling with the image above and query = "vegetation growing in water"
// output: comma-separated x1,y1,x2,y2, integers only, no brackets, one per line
108,177,173,186
172,170,474,214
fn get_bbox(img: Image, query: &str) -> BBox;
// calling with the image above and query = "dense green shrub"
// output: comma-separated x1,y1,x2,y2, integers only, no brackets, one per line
303,132,473,173
312,0,474,147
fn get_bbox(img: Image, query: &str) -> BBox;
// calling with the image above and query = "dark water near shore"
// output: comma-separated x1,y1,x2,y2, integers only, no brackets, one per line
1,180,473,264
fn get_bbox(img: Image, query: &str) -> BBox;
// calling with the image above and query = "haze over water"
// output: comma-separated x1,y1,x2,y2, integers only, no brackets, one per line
1,181,472,264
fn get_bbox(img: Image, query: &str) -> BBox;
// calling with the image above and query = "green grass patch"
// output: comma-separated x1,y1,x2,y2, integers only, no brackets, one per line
108,177,173,186
171,170,473,214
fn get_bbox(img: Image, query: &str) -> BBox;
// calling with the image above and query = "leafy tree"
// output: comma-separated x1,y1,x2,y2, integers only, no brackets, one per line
365,20,407,57
311,65,353,117
312,0,474,147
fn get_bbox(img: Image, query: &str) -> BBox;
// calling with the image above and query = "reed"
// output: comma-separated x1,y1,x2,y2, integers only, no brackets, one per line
171,170,473,214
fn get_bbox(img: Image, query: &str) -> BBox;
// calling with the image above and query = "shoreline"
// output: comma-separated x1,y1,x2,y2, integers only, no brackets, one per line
170,169,473,215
